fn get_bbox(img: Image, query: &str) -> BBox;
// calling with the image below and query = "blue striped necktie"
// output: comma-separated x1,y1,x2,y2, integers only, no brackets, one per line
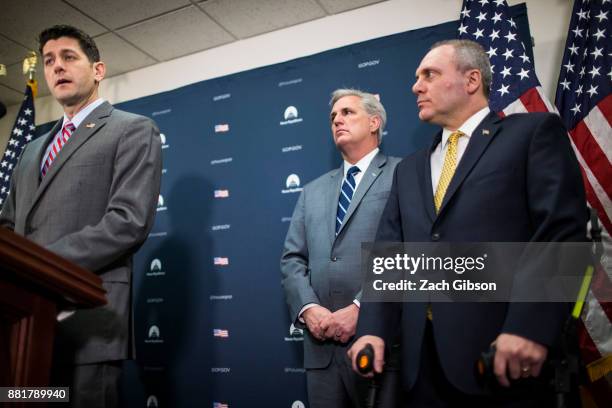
336,165,360,235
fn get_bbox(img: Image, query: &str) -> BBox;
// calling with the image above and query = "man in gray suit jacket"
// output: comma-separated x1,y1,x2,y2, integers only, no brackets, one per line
281,89,400,407
0,25,161,407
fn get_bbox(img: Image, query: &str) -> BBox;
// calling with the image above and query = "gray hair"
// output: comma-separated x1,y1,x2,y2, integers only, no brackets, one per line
431,39,492,98
329,88,387,142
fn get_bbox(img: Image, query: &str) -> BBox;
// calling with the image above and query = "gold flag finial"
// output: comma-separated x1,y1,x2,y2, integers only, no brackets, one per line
22,51,37,80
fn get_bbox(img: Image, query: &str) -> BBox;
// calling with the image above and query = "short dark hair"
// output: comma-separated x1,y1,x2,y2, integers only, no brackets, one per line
38,25,100,63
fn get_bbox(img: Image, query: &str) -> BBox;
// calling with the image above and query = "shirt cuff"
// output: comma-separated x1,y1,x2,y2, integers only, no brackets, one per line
298,303,318,323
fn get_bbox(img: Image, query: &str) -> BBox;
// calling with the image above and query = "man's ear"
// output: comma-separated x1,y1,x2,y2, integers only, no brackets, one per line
465,69,482,96
369,115,381,134
93,61,106,83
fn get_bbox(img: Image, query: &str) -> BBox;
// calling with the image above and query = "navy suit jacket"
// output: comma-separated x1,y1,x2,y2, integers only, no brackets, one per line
357,112,588,394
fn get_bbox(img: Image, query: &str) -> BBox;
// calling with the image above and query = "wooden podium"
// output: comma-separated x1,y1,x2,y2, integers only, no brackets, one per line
0,227,106,387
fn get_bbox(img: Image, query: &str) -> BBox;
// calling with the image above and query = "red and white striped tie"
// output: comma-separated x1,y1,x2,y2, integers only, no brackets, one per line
41,121,75,177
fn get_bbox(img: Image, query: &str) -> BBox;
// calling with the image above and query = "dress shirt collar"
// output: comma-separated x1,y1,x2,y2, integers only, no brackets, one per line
61,98,105,130
440,106,490,149
343,147,379,177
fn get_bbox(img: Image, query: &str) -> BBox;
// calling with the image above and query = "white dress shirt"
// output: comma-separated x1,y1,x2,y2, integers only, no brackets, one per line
430,107,490,192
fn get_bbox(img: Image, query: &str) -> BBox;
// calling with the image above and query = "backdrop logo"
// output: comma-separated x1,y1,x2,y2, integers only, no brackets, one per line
152,108,171,116
280,106,303,125
278,78,303,87
211,157,233,165
215,124,230,133
285,323,304,342
214,189,229,198
145,325,164,344
157,195,167,212
284,368,306,373
213,403,229,408
146,297,164,304
213,329,229,338
213,93,231,101
147,259,165,277
146,395,159,408
211,224,231,231
214,257,229,266
281,145,302,153
210,295,233,301
282,174,303,194
357,59,380,69
292,401,306,408
160,133,169,149
211,367,231,373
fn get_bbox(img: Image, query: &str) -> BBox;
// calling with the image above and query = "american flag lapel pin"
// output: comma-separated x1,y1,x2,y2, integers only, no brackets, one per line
482,129,490,136
85,123,96,128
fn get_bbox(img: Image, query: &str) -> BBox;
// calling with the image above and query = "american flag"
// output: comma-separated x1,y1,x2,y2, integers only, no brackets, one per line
214,123,229,133
213,329,229,338
555,0,612,404
214,256,229,266
214,189,230,198
458,0,612,403
457,0,555,114
0,84,35,206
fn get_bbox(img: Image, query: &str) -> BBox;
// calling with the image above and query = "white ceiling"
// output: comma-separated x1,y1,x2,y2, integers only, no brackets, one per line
0,0,385,106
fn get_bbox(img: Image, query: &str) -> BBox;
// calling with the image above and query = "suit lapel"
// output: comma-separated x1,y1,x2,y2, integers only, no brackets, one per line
328,165,344,243
420,133,441,223
27,102,113,217
335,152,387,237
437,112,501,215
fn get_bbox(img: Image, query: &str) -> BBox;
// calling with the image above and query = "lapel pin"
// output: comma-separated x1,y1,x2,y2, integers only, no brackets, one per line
85,123,96,128
482,129,490,135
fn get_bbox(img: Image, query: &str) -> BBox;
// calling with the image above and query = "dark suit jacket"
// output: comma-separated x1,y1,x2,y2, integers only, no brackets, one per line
0,102,162,364
357,112,588,394
281,152,400,369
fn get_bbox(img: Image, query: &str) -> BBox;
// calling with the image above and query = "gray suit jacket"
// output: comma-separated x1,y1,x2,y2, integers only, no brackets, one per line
281,151,400,369
0,101,162,364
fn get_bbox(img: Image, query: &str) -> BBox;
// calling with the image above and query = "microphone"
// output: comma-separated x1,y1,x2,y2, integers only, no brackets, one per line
356,343,380,408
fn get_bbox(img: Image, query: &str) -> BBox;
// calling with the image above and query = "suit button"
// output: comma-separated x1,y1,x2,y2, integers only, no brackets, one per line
431,233,440,241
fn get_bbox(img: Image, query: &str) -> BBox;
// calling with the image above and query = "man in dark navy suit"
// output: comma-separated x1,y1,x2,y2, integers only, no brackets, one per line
349,39,587,407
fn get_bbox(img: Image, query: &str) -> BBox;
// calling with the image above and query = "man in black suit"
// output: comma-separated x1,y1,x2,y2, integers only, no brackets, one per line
348,39,587,406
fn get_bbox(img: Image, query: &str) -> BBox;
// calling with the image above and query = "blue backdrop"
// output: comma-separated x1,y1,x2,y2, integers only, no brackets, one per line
34,5,535,407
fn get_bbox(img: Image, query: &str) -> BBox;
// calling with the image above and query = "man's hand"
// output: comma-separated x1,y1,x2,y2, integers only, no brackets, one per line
347,335,385,378
321,304,359,343
302,305,333,341
493,333,548,387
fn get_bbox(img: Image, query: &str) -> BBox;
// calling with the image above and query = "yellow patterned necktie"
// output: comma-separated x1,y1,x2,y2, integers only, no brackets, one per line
434,131,464,213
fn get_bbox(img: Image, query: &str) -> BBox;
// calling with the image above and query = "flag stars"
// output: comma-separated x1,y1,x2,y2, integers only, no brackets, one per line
564,61,575,72
595,9,608,22
12,128,23,136
24,108,32,116
494,0,504,6
592,28,606,40
500,66,512,78
25,135,33,142
473,28,485,39
590,47,603,59
458,23,469,35
504,31,517,42
476,12,487,23
570,103,581,115
461,7,471,18
497,84,510,96
572,27,584,37
491,12,503,24
487,47,498,58
579,66,586,78
502,48,514,60
568,43,579,55
478,0,489,6
588,66,601,78
508,18,517,28
577,8,588,20
517,68,530,80
586,85,598,97
489,29,500,40
519,52,530,63
560,78,571,90
608,67,612,81
575,85,584,96
18,118,26,126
